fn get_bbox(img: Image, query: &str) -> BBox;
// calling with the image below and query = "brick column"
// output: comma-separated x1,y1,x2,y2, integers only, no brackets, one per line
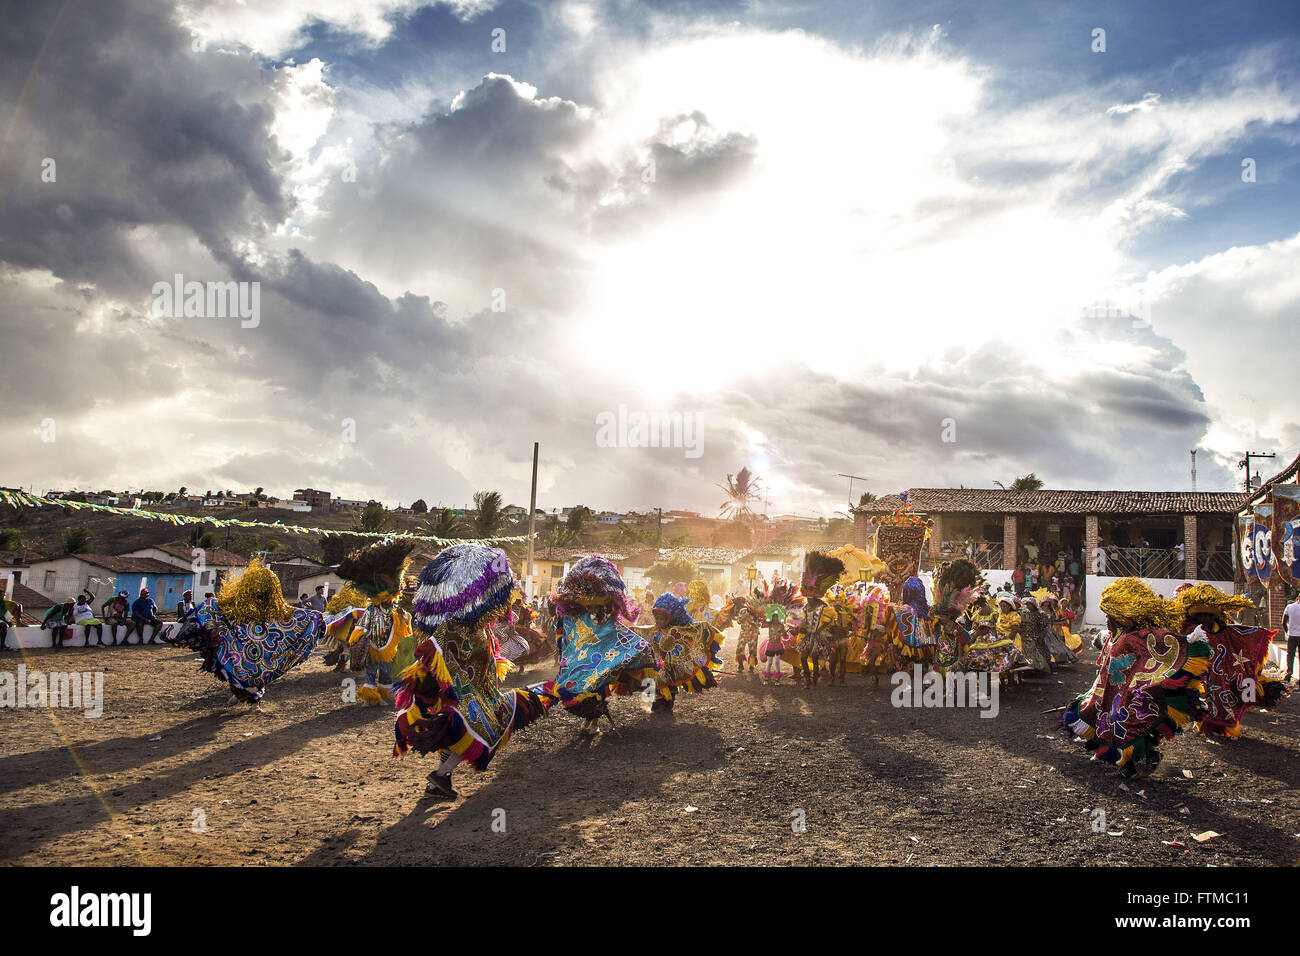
1002,515,1018,570
929,514,944,557
1085,514,1100,575
1269,577,1287,631
1183,514,1198,580
853,511,870,550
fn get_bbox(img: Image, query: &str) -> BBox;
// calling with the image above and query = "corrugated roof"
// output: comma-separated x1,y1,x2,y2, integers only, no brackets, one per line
854,488,1249,516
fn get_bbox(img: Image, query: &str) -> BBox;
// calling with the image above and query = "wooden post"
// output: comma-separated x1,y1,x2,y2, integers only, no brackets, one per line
526,442,538,600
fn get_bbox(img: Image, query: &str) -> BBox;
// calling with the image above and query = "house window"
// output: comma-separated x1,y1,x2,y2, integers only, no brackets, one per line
552,565,564,577
44,570,56,591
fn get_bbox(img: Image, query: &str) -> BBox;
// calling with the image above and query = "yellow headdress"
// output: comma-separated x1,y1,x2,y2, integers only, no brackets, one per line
1175,583,1253,624
1098,577,1183,631
217,557,292,625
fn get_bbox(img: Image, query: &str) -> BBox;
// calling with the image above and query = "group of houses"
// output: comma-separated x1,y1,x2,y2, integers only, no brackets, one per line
0,545,348,623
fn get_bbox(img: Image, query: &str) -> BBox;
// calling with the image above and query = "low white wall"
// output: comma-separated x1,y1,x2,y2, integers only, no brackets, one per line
1082,575,1234,627
3,623,174,649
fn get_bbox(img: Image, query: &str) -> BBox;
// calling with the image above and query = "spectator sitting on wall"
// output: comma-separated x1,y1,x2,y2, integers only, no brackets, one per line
131,588,163,645
73,590,104,646
0,599,21,651
42,599,75,649
100,590,134,646
177,589,197,621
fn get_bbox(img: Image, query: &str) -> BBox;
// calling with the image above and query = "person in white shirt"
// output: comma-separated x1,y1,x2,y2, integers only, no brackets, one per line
1283,593,1300,684
73,591,103,646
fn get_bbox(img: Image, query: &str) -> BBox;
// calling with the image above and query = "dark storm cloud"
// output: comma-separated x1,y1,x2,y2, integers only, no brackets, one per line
0,0,292,296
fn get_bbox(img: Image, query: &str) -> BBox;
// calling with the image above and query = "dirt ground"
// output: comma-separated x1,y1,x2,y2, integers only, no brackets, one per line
2,632,1297,867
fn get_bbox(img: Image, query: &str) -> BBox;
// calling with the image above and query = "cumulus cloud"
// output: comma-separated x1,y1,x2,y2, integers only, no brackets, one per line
0,0,1296,517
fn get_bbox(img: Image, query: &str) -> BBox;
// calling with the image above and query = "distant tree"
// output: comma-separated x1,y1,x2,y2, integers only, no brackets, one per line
187,526,218,549
410,498,428,515
205,490,212,498
0,528,22,550
63,526,92,555
471,491,504,538
178,486,188,497
994,473,1045,492
356,501,389,533
426,508,463,540
857,491,878,506
566,505,593,542
645,557,698,590
321,532,367,565
711,520,753,548
254,486,266,500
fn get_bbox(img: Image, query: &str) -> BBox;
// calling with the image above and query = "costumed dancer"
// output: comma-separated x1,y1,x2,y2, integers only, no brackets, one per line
636,592,724,712
1175,583,1289,737
687,579,712,622
856,583,899,686
321,584,366,671
760,578,804,683
957,590,1028,683
930,559,980,672
1037,592,1080,666
1016,595,1054,672
545,555,661,734
718,590,765,674
888,576,937,672
392,545,550,800
792,551,848,686
164,558,323,704
1062,578,1209,775
324,541,414,706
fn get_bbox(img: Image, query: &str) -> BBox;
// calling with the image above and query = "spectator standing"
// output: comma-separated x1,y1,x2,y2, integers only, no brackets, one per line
308,585,327,614
0,598,21,651
1283,592,1300,686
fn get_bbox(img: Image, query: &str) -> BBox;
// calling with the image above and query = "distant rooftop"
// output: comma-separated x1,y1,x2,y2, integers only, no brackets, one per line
854,488,1249,516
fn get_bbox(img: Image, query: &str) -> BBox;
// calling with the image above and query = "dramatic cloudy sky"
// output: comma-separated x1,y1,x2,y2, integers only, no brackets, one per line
2,0,1299,516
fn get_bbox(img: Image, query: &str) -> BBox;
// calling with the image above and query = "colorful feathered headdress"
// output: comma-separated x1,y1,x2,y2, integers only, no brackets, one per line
555,554,638,621
1099,577,1184,632
411,544,514,634
800,551,845,597
653,592,694,627
337,539,414,600
933,558,980,616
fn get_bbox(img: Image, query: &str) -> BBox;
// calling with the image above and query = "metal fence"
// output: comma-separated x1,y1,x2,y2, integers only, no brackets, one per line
1099,548,1183,578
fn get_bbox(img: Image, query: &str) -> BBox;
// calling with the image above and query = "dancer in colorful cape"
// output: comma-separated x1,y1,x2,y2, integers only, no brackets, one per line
392,545,550,800
759,578,804,683
165,558,323,705
1062,578,1209,775
545,555,661,733
792,551,848,686
323,541,414,706
716,590,765,675
634,592,724,712
930,559,980,671
887,575,937,671
1174,583,1289,737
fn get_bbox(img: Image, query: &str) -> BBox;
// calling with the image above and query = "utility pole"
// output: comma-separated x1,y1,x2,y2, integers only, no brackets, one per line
1238,451,1277,492
1189,449,1197,491
656,507,662,549
526,442,538,600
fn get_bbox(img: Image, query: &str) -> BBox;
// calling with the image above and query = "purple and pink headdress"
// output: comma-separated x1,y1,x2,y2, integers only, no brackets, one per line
554,554,639,622
412,544,514,634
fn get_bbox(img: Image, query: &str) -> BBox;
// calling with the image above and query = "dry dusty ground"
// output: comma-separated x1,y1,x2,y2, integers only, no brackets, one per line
1,633,1297,867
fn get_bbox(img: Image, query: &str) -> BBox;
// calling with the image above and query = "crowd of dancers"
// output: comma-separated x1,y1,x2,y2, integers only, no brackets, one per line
158,539,1290,798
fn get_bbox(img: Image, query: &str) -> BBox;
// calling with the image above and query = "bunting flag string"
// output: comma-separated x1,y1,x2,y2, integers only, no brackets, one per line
0,490,530,548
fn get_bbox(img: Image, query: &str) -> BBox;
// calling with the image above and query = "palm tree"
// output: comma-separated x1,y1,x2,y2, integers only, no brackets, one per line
426,508,463,539
566,505,592,543
857,491,878,507
471,491,505,538
717,467,762,521
994,473,1045,492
